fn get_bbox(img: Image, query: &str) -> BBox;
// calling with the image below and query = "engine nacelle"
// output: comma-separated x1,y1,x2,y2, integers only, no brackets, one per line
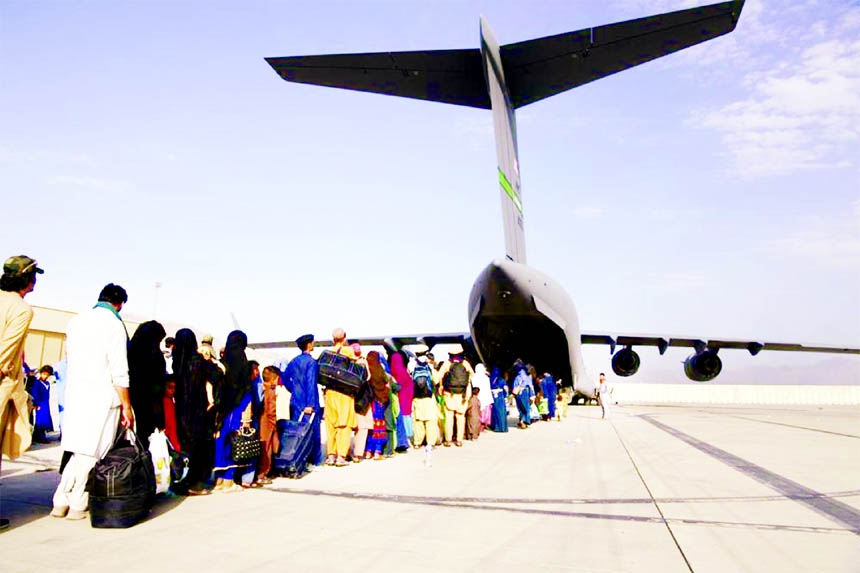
684,350,722,382
611,347,640,377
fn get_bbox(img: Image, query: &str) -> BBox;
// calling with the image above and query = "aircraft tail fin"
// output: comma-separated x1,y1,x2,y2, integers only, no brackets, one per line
266,0,745,263
480,18,526,263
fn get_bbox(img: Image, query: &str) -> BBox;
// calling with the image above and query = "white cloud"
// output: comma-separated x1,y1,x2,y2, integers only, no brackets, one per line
691,28,860,176
46,175,132,195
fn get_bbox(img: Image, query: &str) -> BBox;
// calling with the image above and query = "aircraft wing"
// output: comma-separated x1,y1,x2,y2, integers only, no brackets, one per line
248,332,470,352
580,333,860,356
502,0,744,108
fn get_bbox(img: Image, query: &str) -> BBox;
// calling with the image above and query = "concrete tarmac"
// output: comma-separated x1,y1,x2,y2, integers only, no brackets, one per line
1,404,858,572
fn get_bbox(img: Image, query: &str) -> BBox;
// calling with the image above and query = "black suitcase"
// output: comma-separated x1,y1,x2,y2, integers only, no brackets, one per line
87,429,156,528
317,350,366,396
274,413,315,476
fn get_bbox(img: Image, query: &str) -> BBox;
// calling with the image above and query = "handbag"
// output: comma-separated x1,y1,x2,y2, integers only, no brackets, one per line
354,381,372,414
166,439,190,484
231,426,262,462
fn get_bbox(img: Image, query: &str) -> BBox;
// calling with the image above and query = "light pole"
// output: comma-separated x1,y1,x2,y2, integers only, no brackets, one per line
153,281,162,319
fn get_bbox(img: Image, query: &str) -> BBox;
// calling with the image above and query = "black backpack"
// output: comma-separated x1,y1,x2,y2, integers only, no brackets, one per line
412,363,434,399
444,362,469,394
87,429,156,528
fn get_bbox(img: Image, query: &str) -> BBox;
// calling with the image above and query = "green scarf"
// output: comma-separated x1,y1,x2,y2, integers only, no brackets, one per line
94,301,129,339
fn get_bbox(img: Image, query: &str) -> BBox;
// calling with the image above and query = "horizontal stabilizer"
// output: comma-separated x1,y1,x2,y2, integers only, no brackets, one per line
266,1,743,110
502,0,744,107
265,50,490,108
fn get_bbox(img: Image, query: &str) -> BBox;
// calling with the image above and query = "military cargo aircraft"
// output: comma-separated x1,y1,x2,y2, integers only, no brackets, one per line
254,1,859,399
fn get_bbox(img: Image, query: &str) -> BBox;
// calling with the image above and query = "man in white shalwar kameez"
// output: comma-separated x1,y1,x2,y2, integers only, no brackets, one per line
51,284,134,520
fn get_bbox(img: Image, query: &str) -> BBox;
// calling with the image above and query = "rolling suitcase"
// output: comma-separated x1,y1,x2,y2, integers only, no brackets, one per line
273,412,315,477
87,428,156,528
317,350,366,396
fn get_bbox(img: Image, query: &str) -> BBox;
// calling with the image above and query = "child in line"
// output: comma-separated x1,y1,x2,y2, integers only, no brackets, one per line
256,366,281,484
464,387,482,440
162,377,181,451
555,392,565,421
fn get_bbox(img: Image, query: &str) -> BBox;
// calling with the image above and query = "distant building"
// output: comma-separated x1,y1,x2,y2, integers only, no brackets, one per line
24,306,147,370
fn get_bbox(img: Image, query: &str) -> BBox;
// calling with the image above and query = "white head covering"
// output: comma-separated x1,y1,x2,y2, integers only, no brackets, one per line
472,364,492,409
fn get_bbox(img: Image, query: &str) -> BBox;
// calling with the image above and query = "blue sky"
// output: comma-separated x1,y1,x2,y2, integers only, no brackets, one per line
2,0,858,382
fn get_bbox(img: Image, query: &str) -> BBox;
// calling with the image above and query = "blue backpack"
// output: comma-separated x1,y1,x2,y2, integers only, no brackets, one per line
412,363,434,398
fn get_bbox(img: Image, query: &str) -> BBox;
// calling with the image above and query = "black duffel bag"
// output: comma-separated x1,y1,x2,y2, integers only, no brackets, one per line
87,428,156,528
318,350,367,396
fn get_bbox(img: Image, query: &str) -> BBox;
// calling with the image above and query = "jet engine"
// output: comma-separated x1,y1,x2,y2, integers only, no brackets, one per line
684,349,722,382
611,347,640,377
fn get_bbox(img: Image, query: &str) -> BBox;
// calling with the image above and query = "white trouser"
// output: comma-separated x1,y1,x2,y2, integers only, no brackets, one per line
53,453,98,511
53,406,121,511
600,400,610,419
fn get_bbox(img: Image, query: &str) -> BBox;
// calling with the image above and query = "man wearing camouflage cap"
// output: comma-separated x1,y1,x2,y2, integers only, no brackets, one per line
0,255,43,529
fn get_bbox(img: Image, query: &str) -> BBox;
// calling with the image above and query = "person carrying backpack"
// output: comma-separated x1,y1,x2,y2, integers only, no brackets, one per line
437,346,473,447
410,353,439,448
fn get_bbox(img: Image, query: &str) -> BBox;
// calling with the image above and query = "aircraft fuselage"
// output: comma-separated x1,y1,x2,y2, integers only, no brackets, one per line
469,259,596,397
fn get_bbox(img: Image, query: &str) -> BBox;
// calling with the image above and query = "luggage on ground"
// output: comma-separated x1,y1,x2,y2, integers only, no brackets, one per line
166,437,190,487
274,412,315,477
87,428,156,528
317,350,366,396
148,430,171,495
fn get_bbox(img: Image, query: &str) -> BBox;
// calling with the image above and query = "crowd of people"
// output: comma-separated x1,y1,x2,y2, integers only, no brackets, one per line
0,254,573,527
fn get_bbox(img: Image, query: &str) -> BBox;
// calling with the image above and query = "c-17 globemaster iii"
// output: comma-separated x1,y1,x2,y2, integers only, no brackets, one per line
255,1,859,400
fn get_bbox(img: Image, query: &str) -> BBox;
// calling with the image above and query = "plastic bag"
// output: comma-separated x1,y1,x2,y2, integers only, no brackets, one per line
276,385,291,420
148,430,171,495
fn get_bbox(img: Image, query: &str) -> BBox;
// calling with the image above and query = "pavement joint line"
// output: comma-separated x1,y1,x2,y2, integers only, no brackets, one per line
716,413,860,439
640,414,860,535
244,488,860,506
264,486,855,535
610,421,694,573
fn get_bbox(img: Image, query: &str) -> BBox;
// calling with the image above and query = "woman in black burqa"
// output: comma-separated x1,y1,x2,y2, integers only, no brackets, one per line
172,328,220,494
128,320,167,444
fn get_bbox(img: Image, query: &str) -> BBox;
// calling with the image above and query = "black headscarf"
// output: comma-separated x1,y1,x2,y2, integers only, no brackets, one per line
128,320,167,440
218,330,250,419
171,328,197,414
172,329,198,380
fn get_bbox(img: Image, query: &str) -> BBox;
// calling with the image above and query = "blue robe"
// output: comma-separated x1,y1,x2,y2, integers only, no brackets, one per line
284,352,322,465
31,379,53,433
541,374,557,418
513,369,534,425
213,391,253,480
489,368,508,432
